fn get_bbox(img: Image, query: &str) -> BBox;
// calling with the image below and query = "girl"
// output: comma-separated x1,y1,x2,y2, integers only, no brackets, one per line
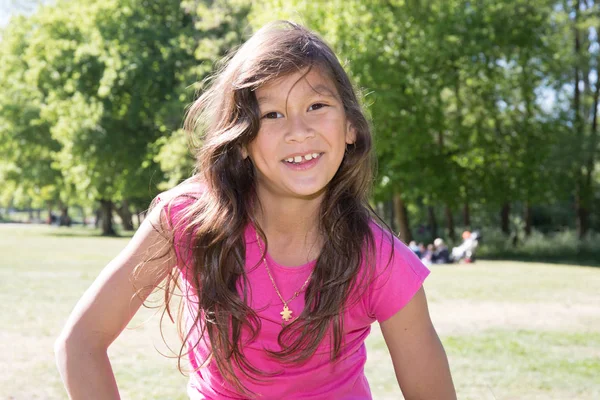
55,21,456,399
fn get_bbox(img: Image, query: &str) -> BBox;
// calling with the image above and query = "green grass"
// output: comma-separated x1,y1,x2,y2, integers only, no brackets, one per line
1,223,599,399
444,330,600,399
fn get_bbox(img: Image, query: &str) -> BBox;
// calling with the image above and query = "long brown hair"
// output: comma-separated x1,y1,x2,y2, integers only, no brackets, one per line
151,20,378,395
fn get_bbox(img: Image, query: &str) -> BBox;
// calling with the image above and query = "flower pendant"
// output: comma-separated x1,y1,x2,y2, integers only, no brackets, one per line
280,305,293,322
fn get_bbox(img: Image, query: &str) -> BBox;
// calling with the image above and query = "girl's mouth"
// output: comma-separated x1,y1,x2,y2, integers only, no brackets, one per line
281,152,323,170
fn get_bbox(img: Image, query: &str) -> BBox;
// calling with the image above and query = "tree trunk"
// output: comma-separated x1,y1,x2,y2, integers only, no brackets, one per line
100,199,117,236
574,0,582,137
572,1,589,239
139,209,148,224
500,202,510,235
524,202,532,237
46,202,53,224
116,199,134,231
385,198,396,233
393,192,412,243
445,205,455,241
136,208,142,229
577,28,600,239
59,205,71,227
427,206,438,242
79,206,87,227
463,201,470,227
575,188,589,238
95,208,101,228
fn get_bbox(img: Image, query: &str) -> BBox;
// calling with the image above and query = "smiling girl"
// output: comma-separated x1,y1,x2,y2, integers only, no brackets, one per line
55,21,456,399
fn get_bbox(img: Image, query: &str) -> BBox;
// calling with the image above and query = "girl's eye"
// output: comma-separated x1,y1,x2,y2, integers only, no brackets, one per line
262,111,283,119
308,103,327,111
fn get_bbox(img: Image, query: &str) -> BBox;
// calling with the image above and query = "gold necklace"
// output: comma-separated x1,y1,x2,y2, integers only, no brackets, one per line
255,230,313,325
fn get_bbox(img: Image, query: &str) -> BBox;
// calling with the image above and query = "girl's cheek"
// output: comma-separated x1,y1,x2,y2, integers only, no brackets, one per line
261,123,283,136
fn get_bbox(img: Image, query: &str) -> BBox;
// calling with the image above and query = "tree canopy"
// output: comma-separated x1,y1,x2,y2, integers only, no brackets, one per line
1,0,598,239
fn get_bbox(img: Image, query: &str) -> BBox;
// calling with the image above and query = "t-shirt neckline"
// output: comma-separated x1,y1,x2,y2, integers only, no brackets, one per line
246,223,317,273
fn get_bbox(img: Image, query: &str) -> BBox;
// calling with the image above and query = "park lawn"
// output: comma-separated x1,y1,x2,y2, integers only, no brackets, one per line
1,223,599,400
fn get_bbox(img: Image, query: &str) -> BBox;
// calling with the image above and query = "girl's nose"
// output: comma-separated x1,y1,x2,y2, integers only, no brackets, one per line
284,115,315,143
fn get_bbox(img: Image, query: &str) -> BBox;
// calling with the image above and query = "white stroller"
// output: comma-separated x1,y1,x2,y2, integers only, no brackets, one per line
451,230,481,263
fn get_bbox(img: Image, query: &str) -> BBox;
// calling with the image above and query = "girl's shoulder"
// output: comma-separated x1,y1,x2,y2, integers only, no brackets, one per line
367,219,406,257
152,175,207,232
153,175,206,205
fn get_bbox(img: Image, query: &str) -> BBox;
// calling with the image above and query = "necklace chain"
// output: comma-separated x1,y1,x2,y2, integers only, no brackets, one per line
255,230,313,323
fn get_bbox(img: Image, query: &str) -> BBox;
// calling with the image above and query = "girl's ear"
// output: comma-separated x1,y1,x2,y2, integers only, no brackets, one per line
345,121,357,145
241,145,249,159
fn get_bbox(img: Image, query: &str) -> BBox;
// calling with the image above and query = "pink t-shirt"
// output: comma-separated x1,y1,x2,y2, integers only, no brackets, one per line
158,184,430,399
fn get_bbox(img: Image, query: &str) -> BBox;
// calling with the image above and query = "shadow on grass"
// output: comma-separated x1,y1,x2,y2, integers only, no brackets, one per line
44,231,134,239
475,229,600,268
0,221,136,239
480,254,600,268
43,228,136,239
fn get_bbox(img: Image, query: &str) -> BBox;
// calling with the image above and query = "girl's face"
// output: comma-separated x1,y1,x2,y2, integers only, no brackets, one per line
245,68,355,201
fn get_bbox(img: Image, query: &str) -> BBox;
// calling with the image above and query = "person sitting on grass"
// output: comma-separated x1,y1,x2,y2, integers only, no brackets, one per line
433,238,452,264
408,240,422,258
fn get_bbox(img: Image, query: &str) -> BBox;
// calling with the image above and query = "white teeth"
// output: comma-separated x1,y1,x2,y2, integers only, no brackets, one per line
284,153,321,163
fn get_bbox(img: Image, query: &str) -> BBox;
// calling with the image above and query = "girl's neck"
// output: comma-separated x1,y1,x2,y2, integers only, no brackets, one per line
254,189,323,257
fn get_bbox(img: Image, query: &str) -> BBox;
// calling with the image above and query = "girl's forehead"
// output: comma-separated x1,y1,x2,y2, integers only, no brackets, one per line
255,68,339,103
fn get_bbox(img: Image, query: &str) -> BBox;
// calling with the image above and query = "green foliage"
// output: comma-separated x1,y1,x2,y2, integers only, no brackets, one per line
478,228,600,266
153,128,195,190
0,15,63,208
249,0,598,238
0,0,599,240
0,0,251,218
25,0,198,204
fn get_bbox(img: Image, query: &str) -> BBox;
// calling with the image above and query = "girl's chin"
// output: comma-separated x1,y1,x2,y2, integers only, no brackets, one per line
285,184,329,200
255,177,331,200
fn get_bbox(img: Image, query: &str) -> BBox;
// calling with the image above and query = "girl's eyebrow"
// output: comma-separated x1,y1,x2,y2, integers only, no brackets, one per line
256,94,272,104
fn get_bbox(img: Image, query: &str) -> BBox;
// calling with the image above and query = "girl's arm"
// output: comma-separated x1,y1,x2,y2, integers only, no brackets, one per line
54,204,176,399
380,287,456,400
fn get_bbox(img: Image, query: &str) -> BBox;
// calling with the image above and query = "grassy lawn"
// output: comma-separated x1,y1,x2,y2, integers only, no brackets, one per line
1,223,599,399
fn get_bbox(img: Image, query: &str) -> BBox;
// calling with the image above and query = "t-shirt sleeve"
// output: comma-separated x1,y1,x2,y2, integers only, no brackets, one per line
153,191,193,232
150,180,204,278
368,226,431,322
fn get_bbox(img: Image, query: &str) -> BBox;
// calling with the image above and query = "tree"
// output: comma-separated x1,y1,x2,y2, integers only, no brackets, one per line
21,0,197,234
0,15,65,222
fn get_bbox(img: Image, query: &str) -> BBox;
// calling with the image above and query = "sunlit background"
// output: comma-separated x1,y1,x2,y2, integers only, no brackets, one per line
1,1,599,399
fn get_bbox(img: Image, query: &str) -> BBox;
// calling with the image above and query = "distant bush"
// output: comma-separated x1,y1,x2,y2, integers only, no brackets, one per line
478,228,600,266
